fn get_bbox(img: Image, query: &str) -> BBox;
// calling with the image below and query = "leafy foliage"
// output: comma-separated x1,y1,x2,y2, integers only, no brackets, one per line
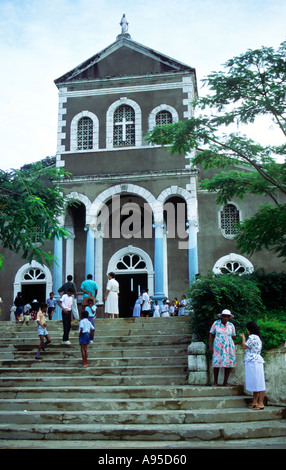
256,318,286,350
148,41,286,259
247,269,286,310
189,272,286,350
0,163,74,267
188,274,264,344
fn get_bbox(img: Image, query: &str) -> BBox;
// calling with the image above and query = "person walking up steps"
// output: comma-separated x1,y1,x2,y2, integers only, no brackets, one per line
79,310,95,367
35,303,51,360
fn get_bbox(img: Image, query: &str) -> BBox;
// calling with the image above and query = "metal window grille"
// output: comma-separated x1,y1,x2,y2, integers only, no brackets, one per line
77,117,93,150
31,227,45,244
23,267,46,281
116,254,146,271
220,261,247,274
155,110,172,126
221,204,239,235
113,105,135,146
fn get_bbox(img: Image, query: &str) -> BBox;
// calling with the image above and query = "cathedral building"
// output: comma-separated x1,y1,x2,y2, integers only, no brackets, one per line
1,17,284,319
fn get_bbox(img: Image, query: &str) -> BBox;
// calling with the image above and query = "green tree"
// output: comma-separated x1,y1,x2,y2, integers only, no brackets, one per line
188,274,265,345
148,41,286,259
0,162,73,268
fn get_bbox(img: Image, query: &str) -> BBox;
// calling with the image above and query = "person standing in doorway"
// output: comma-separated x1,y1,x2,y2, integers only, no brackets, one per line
141,288,150,317
14,292,24,321
104,272,119,318
46,292,57,320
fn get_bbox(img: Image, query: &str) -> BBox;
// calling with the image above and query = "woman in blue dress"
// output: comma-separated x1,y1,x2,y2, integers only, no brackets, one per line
133,295,142,317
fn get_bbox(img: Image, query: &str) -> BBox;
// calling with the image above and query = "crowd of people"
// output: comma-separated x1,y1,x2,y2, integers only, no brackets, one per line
132,291,188,318
9,276,267,408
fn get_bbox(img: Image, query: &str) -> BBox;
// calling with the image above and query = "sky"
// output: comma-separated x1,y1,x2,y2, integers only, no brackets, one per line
0,0,285,171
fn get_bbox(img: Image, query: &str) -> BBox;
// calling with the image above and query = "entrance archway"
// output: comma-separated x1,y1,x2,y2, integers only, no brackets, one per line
14,261,53,304
107,246,154,317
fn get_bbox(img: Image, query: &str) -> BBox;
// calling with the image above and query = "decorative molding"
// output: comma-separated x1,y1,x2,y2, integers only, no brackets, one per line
106,98,142,149
70,110,99,152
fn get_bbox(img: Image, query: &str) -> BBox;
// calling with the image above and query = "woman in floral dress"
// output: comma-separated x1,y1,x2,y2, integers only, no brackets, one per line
209,309,236,386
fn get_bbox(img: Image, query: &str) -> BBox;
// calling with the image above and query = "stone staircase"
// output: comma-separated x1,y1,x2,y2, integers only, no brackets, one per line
0,317,285,449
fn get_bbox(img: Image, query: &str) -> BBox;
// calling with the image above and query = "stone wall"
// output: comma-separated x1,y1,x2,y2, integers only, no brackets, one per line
188,341,286,406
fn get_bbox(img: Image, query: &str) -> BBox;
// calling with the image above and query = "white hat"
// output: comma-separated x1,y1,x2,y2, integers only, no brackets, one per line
218,309,234,318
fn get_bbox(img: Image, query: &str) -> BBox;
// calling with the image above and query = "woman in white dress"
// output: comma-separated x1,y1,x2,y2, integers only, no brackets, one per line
104,272,119,318
241,321,266,410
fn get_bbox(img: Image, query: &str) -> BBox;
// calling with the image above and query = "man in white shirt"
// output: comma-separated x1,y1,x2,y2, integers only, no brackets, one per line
141,288,150,317
57,288,74,344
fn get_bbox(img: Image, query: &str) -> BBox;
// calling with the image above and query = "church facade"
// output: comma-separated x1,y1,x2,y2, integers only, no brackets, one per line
1,22,284,319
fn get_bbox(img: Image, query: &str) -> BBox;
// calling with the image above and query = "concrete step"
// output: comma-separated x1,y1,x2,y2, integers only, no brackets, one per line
0,318,191,336
0,407,284,426
1,437,286,449
0,420,286,442
0,356,188,368
0,365,188,377
0,374,188,387
0,385,243,399
0,395,249,411
0,347,188,360
0,318,285,449
0,334,191,349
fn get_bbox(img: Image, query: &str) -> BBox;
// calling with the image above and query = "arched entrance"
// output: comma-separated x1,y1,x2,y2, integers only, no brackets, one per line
107,246,154,317
14,261,53,304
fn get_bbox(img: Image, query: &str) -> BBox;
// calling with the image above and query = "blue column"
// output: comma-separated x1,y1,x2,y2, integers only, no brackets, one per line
188,221,199,284
152,222,166,302
85,227,95,279
52,235,63,321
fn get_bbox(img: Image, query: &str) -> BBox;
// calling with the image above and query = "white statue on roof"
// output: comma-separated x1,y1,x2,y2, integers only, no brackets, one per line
120,14,129,34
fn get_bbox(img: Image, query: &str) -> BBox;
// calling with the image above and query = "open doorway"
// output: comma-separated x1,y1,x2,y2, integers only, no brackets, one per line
21,284,46,305
116,273,147,317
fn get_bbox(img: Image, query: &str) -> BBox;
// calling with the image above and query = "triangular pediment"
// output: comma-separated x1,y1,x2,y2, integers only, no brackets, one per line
55,37,195,85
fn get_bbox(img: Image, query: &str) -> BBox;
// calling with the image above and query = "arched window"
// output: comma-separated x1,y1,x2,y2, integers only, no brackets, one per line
213,253,254,275
148,105,178,131
113,105,135,147
220,203,240,238
70,111,99,152
77,117,93,150
116,253,147,271
155,110,172,126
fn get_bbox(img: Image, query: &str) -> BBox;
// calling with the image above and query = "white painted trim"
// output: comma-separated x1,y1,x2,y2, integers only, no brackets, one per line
107,245,154,297
59,81,185,99
106,98,142,149
218,202,241,239
70,111,99,152
213,253,254,274
13,261,53,301
148,104,179,130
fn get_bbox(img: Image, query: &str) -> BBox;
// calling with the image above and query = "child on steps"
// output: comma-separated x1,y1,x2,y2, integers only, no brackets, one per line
79,310,95,367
